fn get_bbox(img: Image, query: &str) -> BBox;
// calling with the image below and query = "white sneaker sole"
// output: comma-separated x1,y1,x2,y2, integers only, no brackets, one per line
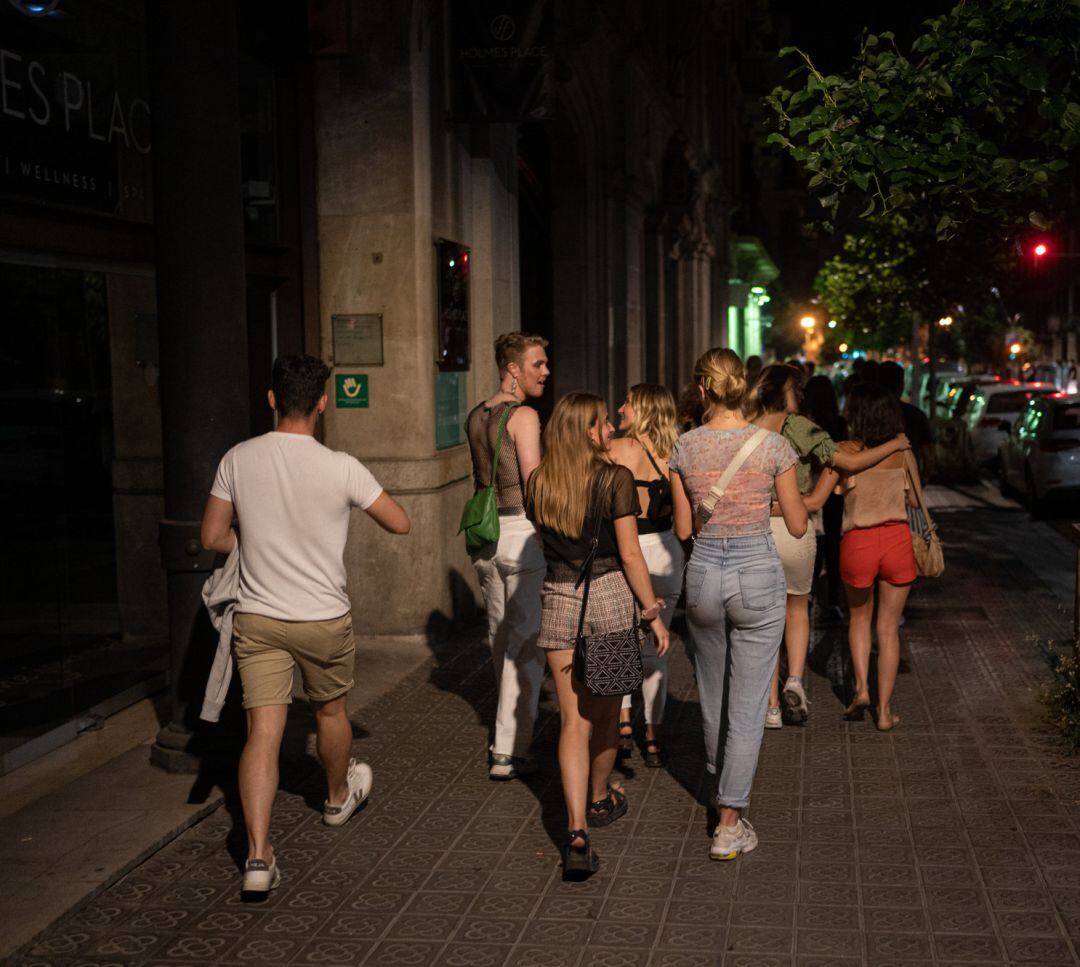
242,865,281,893
323,763,373,827
782,687,808,723
710,838,757,861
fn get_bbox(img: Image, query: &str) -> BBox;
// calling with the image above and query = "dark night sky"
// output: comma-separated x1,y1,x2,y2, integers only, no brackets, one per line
769,0,955,73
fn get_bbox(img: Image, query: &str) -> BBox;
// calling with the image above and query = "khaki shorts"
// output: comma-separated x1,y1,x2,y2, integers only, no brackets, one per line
233,612,355,709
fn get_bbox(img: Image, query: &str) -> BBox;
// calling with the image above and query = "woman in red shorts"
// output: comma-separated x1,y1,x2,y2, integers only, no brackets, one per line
836,383,921,731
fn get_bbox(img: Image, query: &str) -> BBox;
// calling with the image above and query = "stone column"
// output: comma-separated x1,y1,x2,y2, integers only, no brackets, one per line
147,0,249,771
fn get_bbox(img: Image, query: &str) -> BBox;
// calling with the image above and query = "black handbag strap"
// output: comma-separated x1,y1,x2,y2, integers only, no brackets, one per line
574,473,608,640
487,402,519,487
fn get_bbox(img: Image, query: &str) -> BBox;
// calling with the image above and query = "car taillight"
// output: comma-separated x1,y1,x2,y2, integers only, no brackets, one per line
1040,437,1080,452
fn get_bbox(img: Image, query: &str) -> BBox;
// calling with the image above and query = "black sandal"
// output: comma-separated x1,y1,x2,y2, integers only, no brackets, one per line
643,739,664,769
618,721,634,757
587,784,628,828
562,829,599,881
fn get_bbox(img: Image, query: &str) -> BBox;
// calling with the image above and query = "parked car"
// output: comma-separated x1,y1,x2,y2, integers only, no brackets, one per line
941,375,1000,420
916,364,965,410
998,393,1080,511
966,382,1059,464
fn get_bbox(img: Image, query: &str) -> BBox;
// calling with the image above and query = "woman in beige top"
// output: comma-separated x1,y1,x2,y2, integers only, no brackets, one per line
836,383,921,731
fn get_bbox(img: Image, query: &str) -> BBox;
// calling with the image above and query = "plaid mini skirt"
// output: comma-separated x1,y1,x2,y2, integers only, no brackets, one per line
537,562,639,651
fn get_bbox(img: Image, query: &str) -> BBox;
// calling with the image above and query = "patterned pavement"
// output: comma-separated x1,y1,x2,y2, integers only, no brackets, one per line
9,505,1080,967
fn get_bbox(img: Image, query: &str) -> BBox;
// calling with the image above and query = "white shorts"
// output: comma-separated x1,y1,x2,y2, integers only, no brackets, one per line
770,516,816,596
638,529,685,604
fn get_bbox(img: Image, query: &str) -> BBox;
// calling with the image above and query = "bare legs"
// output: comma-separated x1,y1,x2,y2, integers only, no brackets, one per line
240,695,356,863
767,593,810,708
874,582,910,729
312,695,353,805
239,705,288,862
844,581,910,729
845,584,874,714
547,650,621,839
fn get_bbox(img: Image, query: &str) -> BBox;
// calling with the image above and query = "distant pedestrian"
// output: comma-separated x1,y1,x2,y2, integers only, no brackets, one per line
465,333,550,780
610,384,684,767
670,349,807,861
200,355,410,896
746,365,909,729
745,354,764,389
526,393,669,879
677,380,705,432
880,361,934,479
836,382,920,731
802,375,847,619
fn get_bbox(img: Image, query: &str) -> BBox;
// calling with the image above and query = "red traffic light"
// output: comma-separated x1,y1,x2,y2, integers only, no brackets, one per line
1034,242,1048,257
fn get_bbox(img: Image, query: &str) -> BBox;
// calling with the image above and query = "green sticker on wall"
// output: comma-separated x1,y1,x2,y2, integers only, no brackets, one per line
335,374,369,408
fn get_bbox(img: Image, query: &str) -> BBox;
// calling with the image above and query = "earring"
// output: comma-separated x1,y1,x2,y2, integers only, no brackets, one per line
510,377,518,395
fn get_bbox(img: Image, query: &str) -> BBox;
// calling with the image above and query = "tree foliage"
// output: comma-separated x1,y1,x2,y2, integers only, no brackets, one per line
766,0,1080,357
766,0,1080,239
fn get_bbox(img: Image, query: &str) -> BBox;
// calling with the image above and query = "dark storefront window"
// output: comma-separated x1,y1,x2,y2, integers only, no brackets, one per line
0,262,164,768
240,69,279,243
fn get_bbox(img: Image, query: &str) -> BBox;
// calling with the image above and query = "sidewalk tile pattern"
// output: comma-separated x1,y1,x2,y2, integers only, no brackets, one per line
9,508,1080,966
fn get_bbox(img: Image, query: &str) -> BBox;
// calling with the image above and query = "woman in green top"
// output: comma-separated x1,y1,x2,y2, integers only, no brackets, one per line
747,365,909,726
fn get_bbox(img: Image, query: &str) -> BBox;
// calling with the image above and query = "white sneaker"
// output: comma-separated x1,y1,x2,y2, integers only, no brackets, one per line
323,759,373,826
782,677,809,724
242,856,281,894
710,818,758,861
764,706,782,730
489,754,537,781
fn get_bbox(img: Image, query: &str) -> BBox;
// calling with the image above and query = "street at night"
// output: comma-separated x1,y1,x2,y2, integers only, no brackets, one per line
2,0,1080,965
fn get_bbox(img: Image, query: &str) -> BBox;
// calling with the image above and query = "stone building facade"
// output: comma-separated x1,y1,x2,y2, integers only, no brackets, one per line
324,0,769,636
0,0,774,767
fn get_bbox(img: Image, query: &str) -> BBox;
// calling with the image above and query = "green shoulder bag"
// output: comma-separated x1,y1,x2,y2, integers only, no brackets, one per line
458,403,518,554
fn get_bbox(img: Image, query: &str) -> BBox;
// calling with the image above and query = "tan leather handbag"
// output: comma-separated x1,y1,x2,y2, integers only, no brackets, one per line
904,452,944,578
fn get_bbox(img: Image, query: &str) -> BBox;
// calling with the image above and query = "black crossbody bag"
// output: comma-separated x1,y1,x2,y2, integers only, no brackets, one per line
571,477,644,696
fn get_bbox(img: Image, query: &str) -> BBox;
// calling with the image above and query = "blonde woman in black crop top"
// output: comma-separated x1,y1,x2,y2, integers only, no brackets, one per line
465,332,550,781
609,383,684,768
526,392,669,880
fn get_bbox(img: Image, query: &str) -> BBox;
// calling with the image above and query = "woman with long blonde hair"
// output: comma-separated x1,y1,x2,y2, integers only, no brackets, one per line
526,392,670,879
669,349,807,861
609,384,684,767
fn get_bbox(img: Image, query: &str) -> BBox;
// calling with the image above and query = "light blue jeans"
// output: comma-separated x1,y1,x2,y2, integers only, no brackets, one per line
684,534,786,809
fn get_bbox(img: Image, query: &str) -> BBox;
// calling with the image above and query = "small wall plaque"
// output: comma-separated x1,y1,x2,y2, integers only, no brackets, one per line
332,313,383,366
335,374,369,408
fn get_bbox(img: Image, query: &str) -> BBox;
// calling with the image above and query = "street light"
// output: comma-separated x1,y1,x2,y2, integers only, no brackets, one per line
800,316,816,330
938,316,953,328
827,320,837,329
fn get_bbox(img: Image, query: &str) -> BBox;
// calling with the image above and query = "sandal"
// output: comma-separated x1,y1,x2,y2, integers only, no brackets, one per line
562,829,599,881
618,721,634,757
643,739,664,769
587,784,628,828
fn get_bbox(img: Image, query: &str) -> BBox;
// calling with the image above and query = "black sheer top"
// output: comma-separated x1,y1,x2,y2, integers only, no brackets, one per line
466,401,525,512
527,465,641,577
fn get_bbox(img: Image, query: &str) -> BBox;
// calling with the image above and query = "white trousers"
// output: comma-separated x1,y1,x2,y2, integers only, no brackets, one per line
472,514,546,758
622,528,685,725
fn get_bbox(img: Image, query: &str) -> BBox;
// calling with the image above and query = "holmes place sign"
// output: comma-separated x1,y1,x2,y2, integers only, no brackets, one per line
0,0,153,221
452,0,554,123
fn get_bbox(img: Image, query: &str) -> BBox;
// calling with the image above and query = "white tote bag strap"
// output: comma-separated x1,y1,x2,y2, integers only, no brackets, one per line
694,427,770,531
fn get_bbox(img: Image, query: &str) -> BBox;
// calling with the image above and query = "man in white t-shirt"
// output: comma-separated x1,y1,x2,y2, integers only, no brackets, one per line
201,354,410,896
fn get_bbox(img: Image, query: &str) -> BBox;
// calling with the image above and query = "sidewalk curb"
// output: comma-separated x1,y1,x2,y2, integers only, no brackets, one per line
2,627,469,965
2,790,224,965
